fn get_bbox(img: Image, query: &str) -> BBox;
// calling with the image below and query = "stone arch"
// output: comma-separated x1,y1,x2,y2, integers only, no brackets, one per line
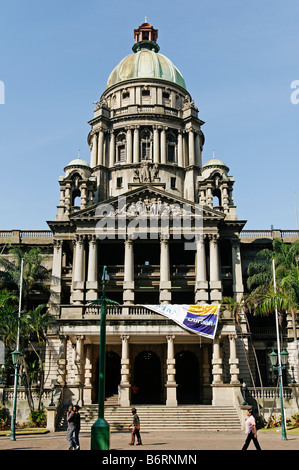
133,350,162,404
175,350,200,404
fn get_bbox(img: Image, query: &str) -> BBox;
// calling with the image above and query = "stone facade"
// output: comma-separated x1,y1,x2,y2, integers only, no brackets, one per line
0,23,298,421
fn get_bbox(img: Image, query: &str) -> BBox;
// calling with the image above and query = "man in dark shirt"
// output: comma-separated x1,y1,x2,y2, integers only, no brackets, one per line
73,405,81,450
66,405,81,450
66,407,76,450
128,407,142,445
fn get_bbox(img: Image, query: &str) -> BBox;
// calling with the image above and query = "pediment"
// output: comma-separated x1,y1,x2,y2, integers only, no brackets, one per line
70,185,225,222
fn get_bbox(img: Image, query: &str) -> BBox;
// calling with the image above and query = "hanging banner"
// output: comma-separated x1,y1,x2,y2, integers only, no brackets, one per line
142,304,220,339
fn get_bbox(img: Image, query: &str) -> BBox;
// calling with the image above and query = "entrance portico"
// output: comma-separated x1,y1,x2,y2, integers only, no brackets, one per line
49,308,243,408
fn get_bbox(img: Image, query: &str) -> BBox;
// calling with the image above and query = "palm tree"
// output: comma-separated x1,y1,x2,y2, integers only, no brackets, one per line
21,304,52,412
247,239,299,381
0,290,19,349
0,247,50,311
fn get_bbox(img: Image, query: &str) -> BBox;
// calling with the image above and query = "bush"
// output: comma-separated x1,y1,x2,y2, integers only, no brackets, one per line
290,413,299,428
28,407,47,428
0,405,9,430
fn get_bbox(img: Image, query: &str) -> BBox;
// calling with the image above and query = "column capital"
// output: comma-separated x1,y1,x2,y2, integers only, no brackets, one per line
87,234,97,244
121,334,130,341
53,239,63,248
166,334,175,342
75,234,86,245
195,233,206,243
231,238,240,248
159,232,170,242
208,233,220,243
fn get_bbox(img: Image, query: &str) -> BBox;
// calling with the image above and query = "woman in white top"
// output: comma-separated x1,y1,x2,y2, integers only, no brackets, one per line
242,409,262,450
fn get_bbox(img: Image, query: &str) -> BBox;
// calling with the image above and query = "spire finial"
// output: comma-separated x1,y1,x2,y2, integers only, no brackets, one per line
213,149,215,159
144,16,147,23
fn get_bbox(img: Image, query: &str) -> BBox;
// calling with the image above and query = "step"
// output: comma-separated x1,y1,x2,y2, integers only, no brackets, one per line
56,405,241,432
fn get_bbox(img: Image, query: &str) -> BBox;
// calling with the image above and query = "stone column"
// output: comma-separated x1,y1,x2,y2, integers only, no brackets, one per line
212,337,223,384
126,126,133,164
90,132,98,168
49,239,63,315
159,234,171,304
229,334,240,384
178,130,183,167
195,132,202,167
57,335,68,387
195,234,209,303
109,130,115,167
133,126,140,163
153,125,160,163
84,345,92,404
166,335,177,406
209,234,222,302
188,129,195,166
231,239,244,301
71,235,85,304
86,235,98,301
97,128,104,166
119,335,130,406
123,237,135,305
160,127,166,164
75,335,85,406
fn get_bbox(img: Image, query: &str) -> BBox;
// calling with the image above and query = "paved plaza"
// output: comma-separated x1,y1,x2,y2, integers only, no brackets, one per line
0,429,298,452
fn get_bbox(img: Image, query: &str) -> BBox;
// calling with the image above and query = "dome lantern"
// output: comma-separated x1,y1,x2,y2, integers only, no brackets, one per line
106,21,186,90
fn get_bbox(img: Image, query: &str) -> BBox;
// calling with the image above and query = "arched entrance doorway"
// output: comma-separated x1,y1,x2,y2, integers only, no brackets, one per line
175,350,200,404
133,351,162,404
94,351,121,402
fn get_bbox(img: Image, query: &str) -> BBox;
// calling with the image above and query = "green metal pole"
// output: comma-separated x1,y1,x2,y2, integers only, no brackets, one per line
272,259,287,440
10,364,19,441
10,258,23,441
91,266,110,450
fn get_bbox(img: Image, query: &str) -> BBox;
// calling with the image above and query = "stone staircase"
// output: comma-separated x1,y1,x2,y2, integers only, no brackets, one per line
56,396,241,432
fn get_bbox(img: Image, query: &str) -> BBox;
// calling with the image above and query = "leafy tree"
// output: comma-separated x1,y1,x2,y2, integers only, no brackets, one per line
247,239,299,380
0,247,50,311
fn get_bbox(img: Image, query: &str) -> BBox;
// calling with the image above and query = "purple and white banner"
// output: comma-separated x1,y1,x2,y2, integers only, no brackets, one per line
142,304,220,339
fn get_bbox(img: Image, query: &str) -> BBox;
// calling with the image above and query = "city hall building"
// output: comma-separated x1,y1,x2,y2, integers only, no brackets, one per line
1,22,298,425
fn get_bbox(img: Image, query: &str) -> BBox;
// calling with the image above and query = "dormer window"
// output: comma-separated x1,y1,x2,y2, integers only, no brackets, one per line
141,89,151,104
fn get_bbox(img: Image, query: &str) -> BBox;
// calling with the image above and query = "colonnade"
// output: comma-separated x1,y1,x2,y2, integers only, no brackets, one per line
50,232,244,306
90,125,202,168
55,332,241,407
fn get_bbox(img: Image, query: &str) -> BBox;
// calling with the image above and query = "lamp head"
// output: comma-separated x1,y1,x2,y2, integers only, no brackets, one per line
269,349,278,367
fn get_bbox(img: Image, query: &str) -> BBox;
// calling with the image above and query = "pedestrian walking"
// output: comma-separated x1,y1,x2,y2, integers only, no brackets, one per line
128,407,142,445
66,406,76,450
73,405,81,450
242,409,262,450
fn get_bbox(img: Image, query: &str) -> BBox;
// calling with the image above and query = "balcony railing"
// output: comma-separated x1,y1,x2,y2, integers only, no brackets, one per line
60,304,167,320
247,386,294,400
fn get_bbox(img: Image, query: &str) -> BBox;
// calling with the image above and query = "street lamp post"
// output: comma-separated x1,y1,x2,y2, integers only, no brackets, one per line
10,349,23,441
10,257,24,442
269,348,288,440
271,258,288,441
90,266,119,450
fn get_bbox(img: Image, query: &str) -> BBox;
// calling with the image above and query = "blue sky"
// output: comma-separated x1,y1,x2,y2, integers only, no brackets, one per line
0,0,298,230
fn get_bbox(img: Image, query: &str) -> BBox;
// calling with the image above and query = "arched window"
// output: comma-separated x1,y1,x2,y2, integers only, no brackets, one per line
71,173,82,210
140,129,152,160
166,132,177,163
212,172,222,207
116,132,126,162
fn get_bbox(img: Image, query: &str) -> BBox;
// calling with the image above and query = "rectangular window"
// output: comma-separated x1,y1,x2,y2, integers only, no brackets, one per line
116,177,123,188
167,145,175,162
142,142,150,160
118,145,126,162
170,177,176,189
